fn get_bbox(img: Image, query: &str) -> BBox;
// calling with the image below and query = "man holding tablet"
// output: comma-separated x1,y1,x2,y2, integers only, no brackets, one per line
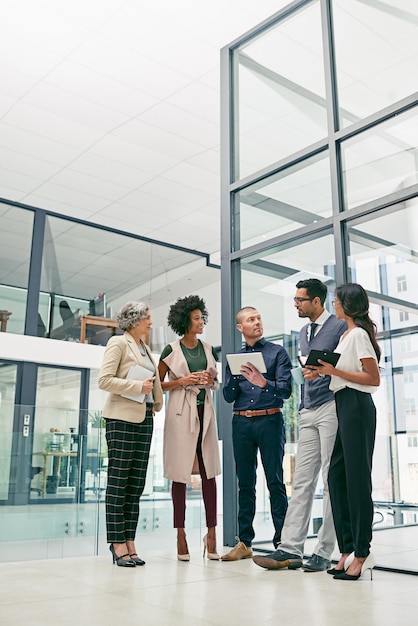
253,279,346,572
221,306,292,561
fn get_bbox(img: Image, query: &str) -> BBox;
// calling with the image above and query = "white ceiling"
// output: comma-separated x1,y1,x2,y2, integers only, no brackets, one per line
3,0,416,317
0,0,284,260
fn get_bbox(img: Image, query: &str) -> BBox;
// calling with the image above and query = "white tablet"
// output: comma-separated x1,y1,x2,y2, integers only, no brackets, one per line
226,352,267,376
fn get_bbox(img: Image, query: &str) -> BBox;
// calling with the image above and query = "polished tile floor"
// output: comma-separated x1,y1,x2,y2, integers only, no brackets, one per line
1,538,417,626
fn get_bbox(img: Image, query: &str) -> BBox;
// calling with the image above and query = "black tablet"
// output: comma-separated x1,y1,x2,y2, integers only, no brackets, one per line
304,349,340,368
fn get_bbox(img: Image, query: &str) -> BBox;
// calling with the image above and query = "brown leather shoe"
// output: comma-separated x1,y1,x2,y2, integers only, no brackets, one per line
252,549,302,570
221,541,252,561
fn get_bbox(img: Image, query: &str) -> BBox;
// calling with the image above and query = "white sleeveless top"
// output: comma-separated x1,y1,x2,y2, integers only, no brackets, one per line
329,327,379,394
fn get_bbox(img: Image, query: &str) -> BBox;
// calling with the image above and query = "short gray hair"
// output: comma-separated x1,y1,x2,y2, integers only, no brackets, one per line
116,302,149,331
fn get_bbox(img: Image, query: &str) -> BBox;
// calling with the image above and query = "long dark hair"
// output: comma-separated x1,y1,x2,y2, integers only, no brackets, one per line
336,283,381,362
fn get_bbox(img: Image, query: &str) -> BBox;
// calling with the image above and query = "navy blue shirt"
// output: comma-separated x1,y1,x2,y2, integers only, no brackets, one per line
223,337,292,411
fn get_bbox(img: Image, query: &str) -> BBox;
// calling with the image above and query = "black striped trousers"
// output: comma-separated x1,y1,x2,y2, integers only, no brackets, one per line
105,408,153,543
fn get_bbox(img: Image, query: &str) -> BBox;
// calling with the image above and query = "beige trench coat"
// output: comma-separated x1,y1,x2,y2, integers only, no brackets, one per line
161,339,221,484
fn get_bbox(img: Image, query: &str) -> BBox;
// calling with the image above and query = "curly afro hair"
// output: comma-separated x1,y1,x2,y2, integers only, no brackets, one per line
167,295,208,336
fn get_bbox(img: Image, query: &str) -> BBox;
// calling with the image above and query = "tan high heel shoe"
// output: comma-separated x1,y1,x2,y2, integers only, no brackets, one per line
203,534,220,560
177,531,190,562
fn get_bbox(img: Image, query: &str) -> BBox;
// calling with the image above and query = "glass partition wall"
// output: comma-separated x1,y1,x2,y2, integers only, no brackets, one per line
0,203,220,562
0,204,34,335
0,397,217,563
220,0,418,572
0,204,216,346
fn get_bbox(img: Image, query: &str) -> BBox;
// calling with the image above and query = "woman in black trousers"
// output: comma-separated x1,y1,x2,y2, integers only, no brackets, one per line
314,283,380,581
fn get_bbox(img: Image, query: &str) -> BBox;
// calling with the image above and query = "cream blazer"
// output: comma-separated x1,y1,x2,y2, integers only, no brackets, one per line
98,332,163,423
161,339,221,484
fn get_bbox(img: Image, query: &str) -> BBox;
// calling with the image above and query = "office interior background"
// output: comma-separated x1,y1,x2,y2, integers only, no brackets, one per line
0,0,417,580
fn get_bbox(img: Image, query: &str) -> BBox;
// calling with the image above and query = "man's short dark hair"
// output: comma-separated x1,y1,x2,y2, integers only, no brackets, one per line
236,306,257,324
295,279,327,306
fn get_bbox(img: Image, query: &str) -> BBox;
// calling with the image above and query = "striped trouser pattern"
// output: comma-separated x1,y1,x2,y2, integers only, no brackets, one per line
105,411,153,543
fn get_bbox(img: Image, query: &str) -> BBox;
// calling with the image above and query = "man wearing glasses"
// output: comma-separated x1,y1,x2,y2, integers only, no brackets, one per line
253,279,346,572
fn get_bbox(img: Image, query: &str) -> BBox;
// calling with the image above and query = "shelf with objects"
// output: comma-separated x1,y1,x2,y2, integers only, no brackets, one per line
0,309,12,332
41,292,122,345
32,428,108,501
32,430,80,498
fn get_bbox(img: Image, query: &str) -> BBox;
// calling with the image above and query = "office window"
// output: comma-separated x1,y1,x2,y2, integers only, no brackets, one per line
333,0,418,128
0,363,18,501
239,231,336,340
235,0,327,179
404,371,414,384
401,338,412,353
39,216,201,343
222,0,418,549
407,435,418,448
233,152,332,251
397,276,407,292
409,464,418,481
405,399,416,416
341,106,418,211
0,203,34,335
347,204,418,338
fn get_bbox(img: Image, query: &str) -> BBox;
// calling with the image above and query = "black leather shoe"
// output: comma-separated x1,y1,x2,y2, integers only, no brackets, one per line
303,554,331,572
109,544,136,567
253,549,302,570
130,553,145,566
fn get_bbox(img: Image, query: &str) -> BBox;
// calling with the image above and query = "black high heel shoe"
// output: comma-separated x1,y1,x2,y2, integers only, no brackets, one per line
327,552,354,575
109,544,136,567
129,553,145,566
333,553,375,581
327,567,344,576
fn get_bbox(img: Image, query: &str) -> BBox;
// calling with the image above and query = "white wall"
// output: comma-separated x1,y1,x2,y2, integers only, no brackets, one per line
0,333,105,370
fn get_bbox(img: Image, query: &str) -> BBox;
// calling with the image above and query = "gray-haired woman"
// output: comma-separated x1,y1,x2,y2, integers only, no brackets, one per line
99,302,163,567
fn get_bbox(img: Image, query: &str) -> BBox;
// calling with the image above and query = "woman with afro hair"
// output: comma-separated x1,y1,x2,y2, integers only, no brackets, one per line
158,295,221,561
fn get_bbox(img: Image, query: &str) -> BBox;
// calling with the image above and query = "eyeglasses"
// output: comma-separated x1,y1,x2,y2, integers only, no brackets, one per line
332,300,340,306
293,297,312,304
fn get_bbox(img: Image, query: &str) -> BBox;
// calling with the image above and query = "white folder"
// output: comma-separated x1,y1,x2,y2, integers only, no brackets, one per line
121,364,153,403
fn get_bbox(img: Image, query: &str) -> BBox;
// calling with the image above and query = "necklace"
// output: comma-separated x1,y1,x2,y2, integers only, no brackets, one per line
138,340,147,356
181,340,201,359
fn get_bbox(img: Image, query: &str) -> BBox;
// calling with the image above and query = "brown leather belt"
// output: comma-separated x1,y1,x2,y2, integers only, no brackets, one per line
234,408,282,418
